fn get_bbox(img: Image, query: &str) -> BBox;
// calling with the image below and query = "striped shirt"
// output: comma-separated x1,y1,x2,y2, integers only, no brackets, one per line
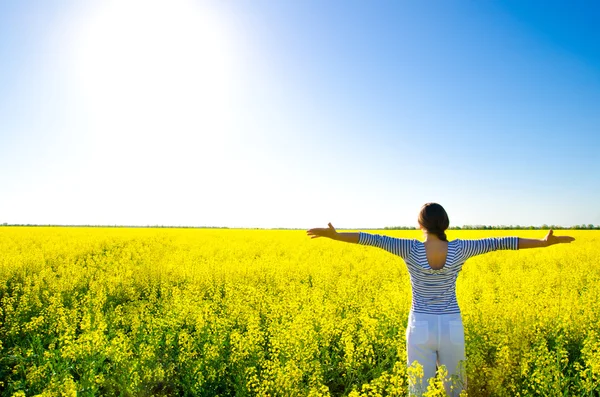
358,232,519,315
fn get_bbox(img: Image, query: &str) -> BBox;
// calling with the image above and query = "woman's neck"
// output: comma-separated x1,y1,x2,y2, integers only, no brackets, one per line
423,230,443,243
423,231,443,243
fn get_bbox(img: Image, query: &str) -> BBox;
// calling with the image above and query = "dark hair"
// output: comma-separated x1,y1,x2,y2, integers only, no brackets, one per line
418,203,450,242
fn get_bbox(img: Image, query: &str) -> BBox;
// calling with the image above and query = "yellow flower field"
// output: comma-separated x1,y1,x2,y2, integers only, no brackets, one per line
0,228,598,396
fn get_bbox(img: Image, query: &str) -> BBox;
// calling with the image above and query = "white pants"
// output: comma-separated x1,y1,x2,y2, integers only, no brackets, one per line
406,311,467,396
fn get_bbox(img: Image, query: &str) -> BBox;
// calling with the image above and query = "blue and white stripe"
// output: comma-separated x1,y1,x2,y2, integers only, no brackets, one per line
358,233,519,314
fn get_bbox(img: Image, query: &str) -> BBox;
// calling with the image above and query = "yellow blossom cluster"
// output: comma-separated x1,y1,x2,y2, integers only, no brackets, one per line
0,228,598,396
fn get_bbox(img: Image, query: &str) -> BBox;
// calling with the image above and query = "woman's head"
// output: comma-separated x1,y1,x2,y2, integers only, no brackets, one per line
418,203,449,241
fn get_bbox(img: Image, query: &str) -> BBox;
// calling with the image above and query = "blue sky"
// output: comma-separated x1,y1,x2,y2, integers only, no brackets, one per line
1,0,599,228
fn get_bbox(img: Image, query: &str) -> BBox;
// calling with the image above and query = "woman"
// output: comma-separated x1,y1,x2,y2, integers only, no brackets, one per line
306,203,575,396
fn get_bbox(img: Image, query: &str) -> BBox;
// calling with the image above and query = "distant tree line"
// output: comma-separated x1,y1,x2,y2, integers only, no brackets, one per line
384,224,600,230
1,223,599,230
0,223,230,229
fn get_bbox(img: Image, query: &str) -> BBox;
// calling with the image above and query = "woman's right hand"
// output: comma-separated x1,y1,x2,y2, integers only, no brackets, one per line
306,223,338,239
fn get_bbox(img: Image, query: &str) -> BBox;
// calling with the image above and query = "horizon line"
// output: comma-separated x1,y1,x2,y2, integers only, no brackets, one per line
1,223,598,230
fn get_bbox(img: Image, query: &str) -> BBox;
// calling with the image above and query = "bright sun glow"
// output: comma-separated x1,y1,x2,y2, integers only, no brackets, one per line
67,0,243,225
74,0,235,147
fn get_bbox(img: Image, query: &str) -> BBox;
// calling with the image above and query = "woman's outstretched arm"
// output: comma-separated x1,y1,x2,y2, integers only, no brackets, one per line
306,223,359,243
518,229,575,249
308,224,413,259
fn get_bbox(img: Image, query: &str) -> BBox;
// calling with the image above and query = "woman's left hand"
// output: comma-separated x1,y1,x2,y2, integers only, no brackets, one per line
544,229,575,246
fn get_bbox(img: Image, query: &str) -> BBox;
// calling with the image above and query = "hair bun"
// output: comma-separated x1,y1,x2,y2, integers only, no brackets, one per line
418,202,450,242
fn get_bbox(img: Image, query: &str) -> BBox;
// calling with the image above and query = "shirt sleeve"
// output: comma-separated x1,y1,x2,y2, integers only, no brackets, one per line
458,237,519,262
357,232,413,260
